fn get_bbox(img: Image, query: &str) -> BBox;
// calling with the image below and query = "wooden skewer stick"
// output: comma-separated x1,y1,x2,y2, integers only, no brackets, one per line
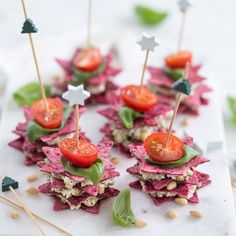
164,62,190,148
0,174,47,236
139,50,150,93
20,0,49,113
75,104,80,149
87,0,92,47
0,193,74,236
177,11,186,52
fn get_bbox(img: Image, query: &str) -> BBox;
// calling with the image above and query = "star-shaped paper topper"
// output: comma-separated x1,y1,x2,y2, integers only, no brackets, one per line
137,33,159,52
62,84,90,106
178,0,191,12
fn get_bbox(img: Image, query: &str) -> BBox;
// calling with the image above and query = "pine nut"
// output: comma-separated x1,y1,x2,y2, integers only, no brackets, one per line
166,181,177,190
190,210,203,219
134,219,147,228
26,187,39,196
175,197,188,206
110,157,120,165
27,174,38,183
10,210,20,219
166,210,178,219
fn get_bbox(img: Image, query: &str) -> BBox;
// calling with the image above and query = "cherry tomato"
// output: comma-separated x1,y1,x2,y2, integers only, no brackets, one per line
165,51,192,69
120,85,157,112
31,98,63,129
59,138,98,168
73,47,102,72
144,132,184,162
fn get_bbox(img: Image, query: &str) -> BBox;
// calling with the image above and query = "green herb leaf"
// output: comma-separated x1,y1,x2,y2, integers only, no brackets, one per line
118,106,143,129
135,5,168,26
113,189,135,227
72,60,106,85
164,68,183,81
61,158,104,184
13,83,51,106
146,145,200,168
228,96,236,125
27,105,72,143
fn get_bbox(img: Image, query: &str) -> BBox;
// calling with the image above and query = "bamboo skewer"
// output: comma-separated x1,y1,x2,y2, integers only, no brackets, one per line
87,0,92,47
164,62,190,148
0,193,74,236
20,0,49,113
177,11,186,52
139,50,150,93
75,104,80,149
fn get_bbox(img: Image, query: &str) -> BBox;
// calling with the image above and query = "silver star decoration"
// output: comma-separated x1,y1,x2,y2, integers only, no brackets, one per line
137,33,159,52
62,84,90,106
178,0,191,12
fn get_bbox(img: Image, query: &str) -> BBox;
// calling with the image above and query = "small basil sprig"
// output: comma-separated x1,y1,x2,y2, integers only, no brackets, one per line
228,96,236,125
113,189,135,227
61,158,104,184
27,105,72,143
164,68,183,81
118,106,144,129
146,145,200,168
135,5,168,26
72,60,106,85
13,83,51,106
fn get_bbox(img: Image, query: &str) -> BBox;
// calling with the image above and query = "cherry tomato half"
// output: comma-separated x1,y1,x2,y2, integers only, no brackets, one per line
31,98,63,129
120,85,157,112
165,51,192,69
73,47,102,72
144,132,184,162
59,138,98,168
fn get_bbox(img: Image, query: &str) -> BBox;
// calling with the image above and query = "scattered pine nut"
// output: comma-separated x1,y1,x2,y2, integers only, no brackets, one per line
98,185,105,194
189,210,203,219
27,174,38,183
231,178,236,187
166,181,177,190
175,197,188,206
181,117,189,127
10,210,20,219
166,210,178,219
26,187,39,196
134,219,147,228
110,157,120,165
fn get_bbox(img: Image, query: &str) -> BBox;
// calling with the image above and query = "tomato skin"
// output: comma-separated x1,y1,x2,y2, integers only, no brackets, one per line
120,85,157,112
31,98,63,129
73,47,102,72
144,132,184,162
59,138,98,168
165,51,192,69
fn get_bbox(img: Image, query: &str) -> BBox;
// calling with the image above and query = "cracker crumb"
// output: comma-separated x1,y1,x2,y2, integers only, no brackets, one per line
181,117,189,127
27,174,38,183
10,210,20,219
110,157,120,165
26,187,39,196
189,210,203,219
166,210,178,219
134,219,147,228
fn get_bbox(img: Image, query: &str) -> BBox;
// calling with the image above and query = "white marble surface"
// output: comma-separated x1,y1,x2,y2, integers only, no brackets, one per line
0,32,235,236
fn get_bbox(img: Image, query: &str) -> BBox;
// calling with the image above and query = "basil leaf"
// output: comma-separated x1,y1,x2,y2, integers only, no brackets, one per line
146,145,200,168
113,189,135,227
61,158,104,184
13,83,51,106
118,106,143,129
72,60,106,86
27,105,72,143
135,5,168,26
228,96,236,125
164,68,183,81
